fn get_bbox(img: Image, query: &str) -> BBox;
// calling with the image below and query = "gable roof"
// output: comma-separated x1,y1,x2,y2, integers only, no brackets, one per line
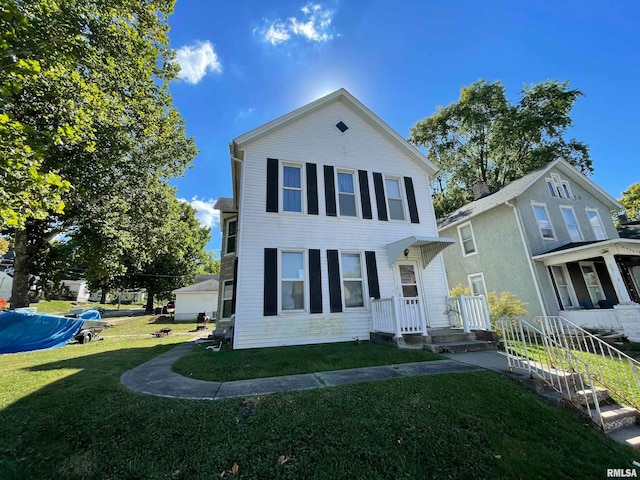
213,197,235,212
172,278,219,294
437,158,623,230
230,88,439,176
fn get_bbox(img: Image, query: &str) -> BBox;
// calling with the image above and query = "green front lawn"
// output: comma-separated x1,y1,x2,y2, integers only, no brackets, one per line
0,325,636,479
172,342,444,382
24,299,145,315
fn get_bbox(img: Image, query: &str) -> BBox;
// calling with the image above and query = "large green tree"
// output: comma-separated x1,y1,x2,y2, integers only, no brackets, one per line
3,0,197,307
410,79,592,217
620,183,640,222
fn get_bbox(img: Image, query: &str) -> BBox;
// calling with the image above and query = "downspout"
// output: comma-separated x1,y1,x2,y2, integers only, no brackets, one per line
504,200,548,316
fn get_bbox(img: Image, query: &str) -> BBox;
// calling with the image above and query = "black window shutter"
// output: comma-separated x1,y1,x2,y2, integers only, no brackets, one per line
309,249,323,313
306,163,319,215
358,170,372,220
266,158,279,213
323,165,337,216
404,177,420,224
327,250,342,312
263,248,277,316
373,172,388,221
231,257,238,314
365,251,380,300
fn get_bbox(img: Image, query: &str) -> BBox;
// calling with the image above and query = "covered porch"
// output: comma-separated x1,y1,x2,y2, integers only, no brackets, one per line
532,238,640,340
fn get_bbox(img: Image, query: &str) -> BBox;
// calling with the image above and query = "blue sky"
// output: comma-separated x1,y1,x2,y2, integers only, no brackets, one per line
167,0,640,253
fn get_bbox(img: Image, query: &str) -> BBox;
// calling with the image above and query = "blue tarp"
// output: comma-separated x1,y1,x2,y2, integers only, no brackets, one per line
0,310,86,354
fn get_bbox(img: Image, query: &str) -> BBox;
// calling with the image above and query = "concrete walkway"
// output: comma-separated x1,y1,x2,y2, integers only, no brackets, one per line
120,340,504,400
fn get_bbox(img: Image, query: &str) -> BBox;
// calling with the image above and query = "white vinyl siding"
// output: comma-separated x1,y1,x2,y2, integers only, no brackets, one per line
532,203,555,239
586,209,607,240
282,163,303,213
468,273,486,296
337,170,358,217
560,206,582,242
281,251,306,311
457,222,477,256
341,252,364,308
384,177,406,221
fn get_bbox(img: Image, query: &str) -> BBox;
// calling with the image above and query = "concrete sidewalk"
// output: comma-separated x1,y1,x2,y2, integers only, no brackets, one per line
120,340,502,400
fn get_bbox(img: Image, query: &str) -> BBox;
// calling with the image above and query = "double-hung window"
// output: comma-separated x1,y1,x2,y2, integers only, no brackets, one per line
385,177,406,221
341,252,364,308
550,265,576,309
221,281,234,318
532,203,555,239
337,171,357,217
225,219,237,255
281,251,305,311
458,222,477,256
468,273,486,296
282,164,303,213
586,209,606,240
560,206,582,242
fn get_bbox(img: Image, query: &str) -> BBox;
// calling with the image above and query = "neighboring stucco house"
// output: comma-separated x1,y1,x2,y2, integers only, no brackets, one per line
172,275,219,321
224,88,455,349
213,197,237,333
438,158,640,340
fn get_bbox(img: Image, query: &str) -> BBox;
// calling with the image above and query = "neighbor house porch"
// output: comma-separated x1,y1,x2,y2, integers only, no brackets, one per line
533,238,640,340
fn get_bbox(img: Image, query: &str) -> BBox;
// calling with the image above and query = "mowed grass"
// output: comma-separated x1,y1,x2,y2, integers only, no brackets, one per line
0,318,637,479
22,299,144,314
173,341,444,381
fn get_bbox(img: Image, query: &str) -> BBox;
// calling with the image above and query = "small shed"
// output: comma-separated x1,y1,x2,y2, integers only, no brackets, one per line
61,280,91,303
172,275,219,321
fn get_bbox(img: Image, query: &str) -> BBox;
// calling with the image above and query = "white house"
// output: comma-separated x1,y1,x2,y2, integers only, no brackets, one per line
172,275,219,321
226,88,455,349
61,280,90,303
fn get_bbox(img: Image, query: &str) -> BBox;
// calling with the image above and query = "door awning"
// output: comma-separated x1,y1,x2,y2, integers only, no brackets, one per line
386,236,455,267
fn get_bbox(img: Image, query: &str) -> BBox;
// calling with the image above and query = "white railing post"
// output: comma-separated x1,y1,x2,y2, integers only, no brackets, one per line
393,296,402,338
481,295,492,331
459,296,470,333
419,299,428,336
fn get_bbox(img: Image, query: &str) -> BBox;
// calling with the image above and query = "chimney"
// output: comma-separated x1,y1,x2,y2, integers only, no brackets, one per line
472,181,490,200
618,213,630,225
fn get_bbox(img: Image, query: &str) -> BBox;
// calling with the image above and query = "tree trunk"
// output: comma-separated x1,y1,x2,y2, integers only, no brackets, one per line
11,229,30,308
100,288,107,304
145,292,154,313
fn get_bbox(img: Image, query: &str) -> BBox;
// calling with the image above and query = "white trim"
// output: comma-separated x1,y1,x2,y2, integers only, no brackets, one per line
224,217,238,256
531,202,556,240
468,273,487,296
561,181,573,200
585,208,607,241
545,177,559,198
457,221,478,257
280,161,306,214
279,249,308,313
339,250,367,310
579,261,606,307
559,205,583,242
383,175,408,222
549,264,579,310
336,169,360,218
221,280,234,319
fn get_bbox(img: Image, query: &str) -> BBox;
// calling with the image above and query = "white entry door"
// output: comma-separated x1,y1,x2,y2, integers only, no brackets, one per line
395,260,428,328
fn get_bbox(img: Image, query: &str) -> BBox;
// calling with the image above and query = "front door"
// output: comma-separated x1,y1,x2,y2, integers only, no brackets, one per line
395,260,428,328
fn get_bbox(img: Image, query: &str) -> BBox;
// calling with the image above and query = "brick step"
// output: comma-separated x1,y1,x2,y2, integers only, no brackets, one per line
424,340,498,354
598,405,638,433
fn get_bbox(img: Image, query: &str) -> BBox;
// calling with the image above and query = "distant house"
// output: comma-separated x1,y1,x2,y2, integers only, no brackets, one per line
0,272,12,301
438,158,640,340
220,88,458,349
59,280,90,303
172,275,219,321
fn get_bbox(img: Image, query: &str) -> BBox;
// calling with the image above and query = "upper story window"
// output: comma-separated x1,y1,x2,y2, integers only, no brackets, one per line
385,177,406,221
457,222,477,256
532,203,555,239
225,219,237,255
282,164,303,213
468,273,487,296
341,252,364,308
546,173,573,199
560,206,582,242
337,170,358,217
281,251,305,311
586,209,607,240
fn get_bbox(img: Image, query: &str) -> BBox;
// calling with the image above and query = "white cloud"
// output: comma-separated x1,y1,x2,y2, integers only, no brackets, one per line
175,41,222,84
179,197,220,229
235,107,255,122
257,3,335,46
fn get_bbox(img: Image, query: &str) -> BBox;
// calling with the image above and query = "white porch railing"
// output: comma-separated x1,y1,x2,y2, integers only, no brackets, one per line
446,295,492,332
560,308,622,330
371,297,427,337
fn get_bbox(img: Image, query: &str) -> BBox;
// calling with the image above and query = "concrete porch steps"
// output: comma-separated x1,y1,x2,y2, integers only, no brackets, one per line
424,340,497,354
370,328,499,354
